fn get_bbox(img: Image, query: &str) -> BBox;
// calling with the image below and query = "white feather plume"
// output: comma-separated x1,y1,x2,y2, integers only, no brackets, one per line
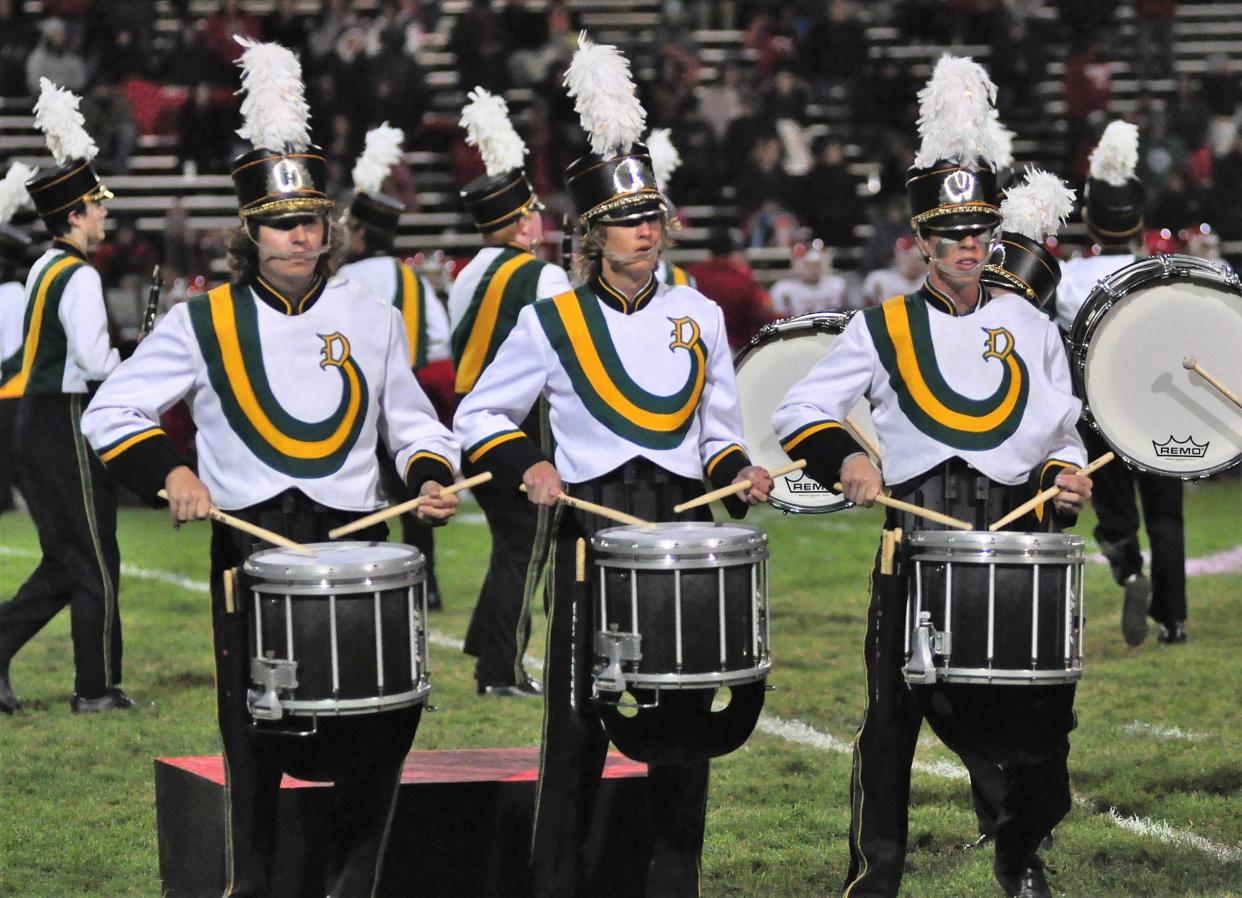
987,114,1015,170
564,31,646,158
352,123,405,196
32,78,97,165
999,167,1076,241
1088,120,1139,187
913,54,999,170
459,87,527,177
234,36,312,153
646,128,681,192
0,161,36,226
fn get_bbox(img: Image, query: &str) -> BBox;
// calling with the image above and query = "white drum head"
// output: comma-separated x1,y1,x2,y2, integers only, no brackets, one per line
1074,259,1242,477
735,314,878,513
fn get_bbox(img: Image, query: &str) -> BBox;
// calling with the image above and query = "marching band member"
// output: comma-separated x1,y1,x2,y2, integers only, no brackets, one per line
1054,121,1187,647
0,161,35,517
0,83,125,715
81,40,460,897
773,57,1091,898
338,123,453,609
449,86,572,697
454,34,772,897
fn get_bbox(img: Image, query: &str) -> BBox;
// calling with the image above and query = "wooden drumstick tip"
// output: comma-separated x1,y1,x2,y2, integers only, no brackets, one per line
1182,355,1197,370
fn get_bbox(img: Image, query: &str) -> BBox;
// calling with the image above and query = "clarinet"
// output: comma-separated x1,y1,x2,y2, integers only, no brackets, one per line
139,265,162,339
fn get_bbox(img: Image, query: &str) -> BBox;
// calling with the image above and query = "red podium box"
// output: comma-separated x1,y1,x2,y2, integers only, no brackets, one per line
155,747,651,898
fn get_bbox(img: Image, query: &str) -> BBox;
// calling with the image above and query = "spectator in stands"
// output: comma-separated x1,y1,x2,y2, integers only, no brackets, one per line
990,13,1043,117
1134,0,1178,86
365,28,427,137
744,1,799,77
800,0,867,101
666,109,723,206
697,61,747,143
81,79,137,176
200,0,264,73
450,0,509,93
735,131,799,243
853,59,917,133
794,137,863,246
1052,0,1119,45
721,89,766,177
645,41,702,128
162,199,212,284
897,0,952,43
859,194,913,272
770,240,851,316
161,20,218,86
504,0,550,87
94,24,145,83
1169,73,1211,152
177,82,234,177
760,64,811,126
1064,39,1113,180
0,0,33,96
263,0,311,57
25,18,87,96
92,217,157,290
1200,55,1240,156
687,226,776,348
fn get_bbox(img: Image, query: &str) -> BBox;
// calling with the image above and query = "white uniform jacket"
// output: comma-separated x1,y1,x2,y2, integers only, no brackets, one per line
453,274,755,495
82,274,459,511
773,281,1086,490
337,256,451,364
1054,252,1138,335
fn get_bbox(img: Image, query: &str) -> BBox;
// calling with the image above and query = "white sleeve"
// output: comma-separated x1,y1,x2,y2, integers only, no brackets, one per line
772,311,876,438
377,307,461,480
59,265,119,381
452,305,550,451
696,304,749,466
421,274,452,363
82,305,199,450
536,264,574,299
1041,321,1087,466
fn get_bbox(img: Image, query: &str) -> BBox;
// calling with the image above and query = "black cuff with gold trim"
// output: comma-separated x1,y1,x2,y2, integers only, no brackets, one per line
780,421,865,492
98,431,188,506
462,432,549,494
706,444,752,519
404,452,456,497
1031,458,1077,530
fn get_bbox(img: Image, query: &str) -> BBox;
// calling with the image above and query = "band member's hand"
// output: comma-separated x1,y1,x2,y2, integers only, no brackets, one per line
164,465,212,527
735,465,773,504
840,454,883,508
523,460,563,505
415,480,459,524
1053,469,1092,515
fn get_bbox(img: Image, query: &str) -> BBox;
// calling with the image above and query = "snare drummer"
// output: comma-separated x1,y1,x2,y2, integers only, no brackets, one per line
82,41,460,898
454,35,772,898
773,57,1092,898
1054,121,1188,648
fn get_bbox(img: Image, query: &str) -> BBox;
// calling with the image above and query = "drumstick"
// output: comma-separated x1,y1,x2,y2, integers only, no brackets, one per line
327,471,493,539
519,484,654,527
672,459,807,513
845,415,882,464
1182,355,1242,411
156,489,314,555
986,452,1115,532
831,483,973,531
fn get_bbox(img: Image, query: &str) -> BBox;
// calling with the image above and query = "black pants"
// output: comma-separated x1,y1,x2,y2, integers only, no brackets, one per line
530,460,715,898
0,394,121,698
463,407,547,688
842,463,1076,897
210,491,421,898
1083,428,1187,626
0,397,20,512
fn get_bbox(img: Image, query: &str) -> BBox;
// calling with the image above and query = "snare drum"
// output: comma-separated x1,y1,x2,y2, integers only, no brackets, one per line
590,523,770,696
243,541,430,722
902,531,1085,686
1069,254,1242,478
734,313,879,513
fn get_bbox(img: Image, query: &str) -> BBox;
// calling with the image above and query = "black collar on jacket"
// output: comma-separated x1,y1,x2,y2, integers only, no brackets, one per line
249,273,326,315
590,271,657,315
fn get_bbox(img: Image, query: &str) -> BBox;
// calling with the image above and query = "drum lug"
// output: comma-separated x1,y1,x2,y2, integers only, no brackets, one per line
593,627,642,695
1158,253,1175,277
903,613,949,686
1219,261,1240,287
248,656,299,721
1094,280,1119,301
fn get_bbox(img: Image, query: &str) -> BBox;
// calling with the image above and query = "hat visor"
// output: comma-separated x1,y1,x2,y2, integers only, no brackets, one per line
592,196,667,225
241,196,335,220
87,184,114,203
919,210,1001,234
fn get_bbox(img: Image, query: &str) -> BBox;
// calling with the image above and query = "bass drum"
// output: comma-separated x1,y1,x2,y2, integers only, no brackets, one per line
1069,254,1242,478
735,312,879,513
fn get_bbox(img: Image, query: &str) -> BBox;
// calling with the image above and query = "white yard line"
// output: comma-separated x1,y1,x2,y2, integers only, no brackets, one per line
1122,720,1205,741
1088,545,1242,576
4,545,1239,863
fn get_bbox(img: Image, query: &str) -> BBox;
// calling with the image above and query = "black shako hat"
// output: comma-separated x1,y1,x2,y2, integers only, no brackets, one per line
565,142,667,227
461,169,543,233
981,234,1061,306
27,160,112,221
231,147,333,221
1084,176,1145,242
906,160,1002,234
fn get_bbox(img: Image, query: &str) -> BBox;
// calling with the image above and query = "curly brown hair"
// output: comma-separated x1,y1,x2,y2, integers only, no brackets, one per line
226,217,348,283
571,219,674,283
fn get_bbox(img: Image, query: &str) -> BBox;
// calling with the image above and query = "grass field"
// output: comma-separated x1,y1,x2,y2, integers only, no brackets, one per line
1,479,1240,898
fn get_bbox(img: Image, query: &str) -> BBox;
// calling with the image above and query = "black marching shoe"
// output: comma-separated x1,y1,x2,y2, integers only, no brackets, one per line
994,856,1052,898
1157,621,1187,644
0,668,20,714
1121,573,1151,646
70,688,135,713
477,678,543,698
